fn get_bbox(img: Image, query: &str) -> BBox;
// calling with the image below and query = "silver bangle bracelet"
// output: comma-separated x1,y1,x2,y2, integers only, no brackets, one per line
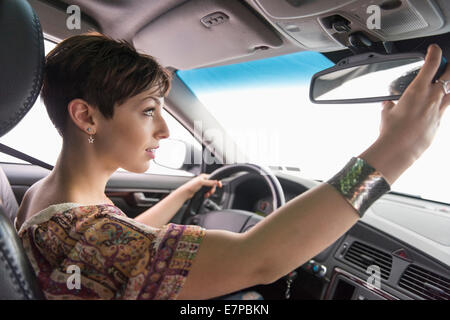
326,157,391,218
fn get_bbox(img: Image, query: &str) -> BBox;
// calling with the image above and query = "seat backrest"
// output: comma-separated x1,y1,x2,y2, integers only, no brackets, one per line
0,206,44,299
0,0,46,299
0,166,19,224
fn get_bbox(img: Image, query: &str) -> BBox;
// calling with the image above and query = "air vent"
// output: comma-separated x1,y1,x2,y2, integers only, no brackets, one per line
343,241,393,280
399,265,450,300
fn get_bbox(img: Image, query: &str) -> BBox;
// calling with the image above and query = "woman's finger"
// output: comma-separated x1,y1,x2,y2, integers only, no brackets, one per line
202,179,219,187
203,180,221,197
201,173,210,180
381,100,395,111
204,186,216,198
439,94,450,118
433,55,450,100
434,65,450,101
414,44,443,85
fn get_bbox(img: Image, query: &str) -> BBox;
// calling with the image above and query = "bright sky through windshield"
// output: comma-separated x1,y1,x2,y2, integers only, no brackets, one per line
178,51,450,205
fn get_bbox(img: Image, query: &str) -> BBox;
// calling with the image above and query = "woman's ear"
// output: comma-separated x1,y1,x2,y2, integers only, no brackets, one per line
67,99,97,134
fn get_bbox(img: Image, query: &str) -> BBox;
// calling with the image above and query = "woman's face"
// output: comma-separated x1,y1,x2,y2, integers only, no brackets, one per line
94,88,170,173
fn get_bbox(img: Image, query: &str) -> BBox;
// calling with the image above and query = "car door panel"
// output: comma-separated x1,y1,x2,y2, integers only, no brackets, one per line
0,162,193,220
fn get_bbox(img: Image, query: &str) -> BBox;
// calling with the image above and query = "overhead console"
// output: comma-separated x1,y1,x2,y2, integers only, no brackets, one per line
252,0,449,52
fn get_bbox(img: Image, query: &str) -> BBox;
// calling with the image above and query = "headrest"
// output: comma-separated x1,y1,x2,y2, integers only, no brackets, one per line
0,0,44,137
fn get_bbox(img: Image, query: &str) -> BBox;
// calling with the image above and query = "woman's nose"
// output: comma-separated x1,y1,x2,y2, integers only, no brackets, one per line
155,115,170,140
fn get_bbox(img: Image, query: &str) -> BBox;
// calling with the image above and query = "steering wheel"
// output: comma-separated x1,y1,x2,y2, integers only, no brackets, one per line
184,163,286,232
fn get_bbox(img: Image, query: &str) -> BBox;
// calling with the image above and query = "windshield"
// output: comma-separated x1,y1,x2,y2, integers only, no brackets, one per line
178,51,450,205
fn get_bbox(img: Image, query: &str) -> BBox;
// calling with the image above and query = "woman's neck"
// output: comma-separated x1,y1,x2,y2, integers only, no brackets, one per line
49,142,117,204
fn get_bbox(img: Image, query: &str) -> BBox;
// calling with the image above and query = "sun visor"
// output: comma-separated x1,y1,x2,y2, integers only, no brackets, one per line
133,0,283,70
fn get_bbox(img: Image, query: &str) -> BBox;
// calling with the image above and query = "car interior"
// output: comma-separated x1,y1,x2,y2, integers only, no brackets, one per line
0,0,449,300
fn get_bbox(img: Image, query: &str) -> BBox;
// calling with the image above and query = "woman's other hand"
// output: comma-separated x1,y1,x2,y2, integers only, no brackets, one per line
181,173,222,199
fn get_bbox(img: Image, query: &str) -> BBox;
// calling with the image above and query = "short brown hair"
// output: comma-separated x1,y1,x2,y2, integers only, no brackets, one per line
41,32,172,137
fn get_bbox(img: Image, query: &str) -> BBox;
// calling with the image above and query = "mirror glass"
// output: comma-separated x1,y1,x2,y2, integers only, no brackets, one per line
311,58,424,103
153,138,186,170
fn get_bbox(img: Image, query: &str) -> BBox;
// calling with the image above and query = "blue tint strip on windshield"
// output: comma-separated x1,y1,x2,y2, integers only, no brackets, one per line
177,51,334,93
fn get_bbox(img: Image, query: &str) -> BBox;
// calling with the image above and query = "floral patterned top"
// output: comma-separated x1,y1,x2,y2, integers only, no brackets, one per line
16,203,205,300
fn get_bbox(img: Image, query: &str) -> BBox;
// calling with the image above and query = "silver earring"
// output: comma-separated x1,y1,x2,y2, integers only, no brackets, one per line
87,128,94,143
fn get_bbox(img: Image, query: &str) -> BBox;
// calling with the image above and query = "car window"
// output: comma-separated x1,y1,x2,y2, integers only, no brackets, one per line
177,51,450,205
0,39,197,177
0,39,58,165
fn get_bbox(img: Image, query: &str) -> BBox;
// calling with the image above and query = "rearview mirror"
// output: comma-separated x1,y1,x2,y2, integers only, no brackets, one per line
310,52,446,104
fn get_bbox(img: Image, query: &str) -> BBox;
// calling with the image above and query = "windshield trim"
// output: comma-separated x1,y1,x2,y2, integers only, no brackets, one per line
387,191,450,207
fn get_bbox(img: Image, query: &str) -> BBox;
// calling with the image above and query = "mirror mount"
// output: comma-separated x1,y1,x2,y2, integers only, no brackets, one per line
347,34,398,56
382,41,398,54
348,31,373,55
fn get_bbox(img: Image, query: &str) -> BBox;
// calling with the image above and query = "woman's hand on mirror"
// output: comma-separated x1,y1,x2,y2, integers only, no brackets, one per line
181,173,222,200
378,44,450,159
363,44,450,185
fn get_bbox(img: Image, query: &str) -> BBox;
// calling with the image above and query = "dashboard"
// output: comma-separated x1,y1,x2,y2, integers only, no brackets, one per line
227,172,307,217
196,171,450,300
253,197,273,217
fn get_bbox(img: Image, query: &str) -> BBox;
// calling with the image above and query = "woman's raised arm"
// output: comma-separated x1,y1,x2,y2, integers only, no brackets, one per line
177,44,450,300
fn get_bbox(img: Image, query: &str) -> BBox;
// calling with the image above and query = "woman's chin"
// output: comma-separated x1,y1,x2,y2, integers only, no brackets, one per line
121,162,149,174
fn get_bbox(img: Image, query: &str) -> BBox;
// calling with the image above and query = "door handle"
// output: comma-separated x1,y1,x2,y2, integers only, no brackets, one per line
133,192,161,207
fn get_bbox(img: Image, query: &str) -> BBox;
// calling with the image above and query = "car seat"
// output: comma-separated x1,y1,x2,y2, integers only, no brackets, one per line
0,0,45,299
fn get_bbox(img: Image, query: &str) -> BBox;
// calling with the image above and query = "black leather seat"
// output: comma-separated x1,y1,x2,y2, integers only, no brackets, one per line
0,0,45,299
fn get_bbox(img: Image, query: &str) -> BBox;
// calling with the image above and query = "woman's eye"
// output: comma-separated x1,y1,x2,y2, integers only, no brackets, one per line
144,109,155,118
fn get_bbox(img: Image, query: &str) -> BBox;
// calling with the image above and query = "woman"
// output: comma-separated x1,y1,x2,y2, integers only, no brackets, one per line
15,33,450,300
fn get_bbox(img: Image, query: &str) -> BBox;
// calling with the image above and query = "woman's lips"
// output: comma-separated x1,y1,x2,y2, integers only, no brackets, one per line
145,146,158,159
145,148,155,159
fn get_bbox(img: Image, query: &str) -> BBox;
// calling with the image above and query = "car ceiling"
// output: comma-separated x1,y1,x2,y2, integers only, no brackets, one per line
30,0,450,69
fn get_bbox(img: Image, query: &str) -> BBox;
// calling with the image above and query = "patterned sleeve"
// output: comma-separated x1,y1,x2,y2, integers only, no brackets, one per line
20,205,206,300
122,222,206,300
